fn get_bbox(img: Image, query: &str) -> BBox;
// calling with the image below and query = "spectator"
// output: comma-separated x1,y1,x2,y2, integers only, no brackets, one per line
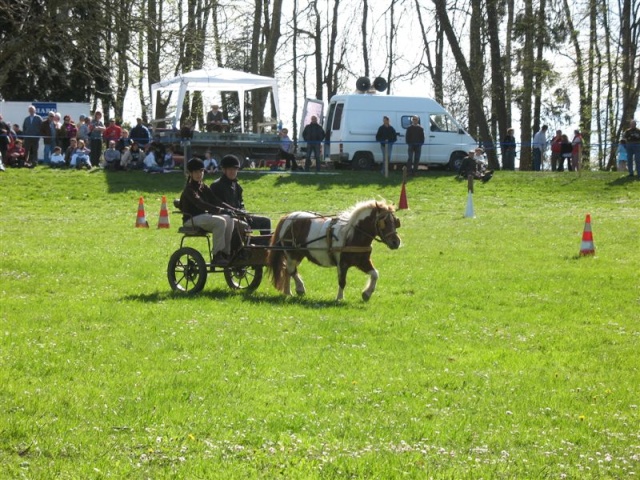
203,150,218,174
70,139,92,169
6,138,28,168
0,113,12,165
77,115,90,143
571,129,583,171
179,157,235,265
89,111,106,167
103,118,122,147
560,134,572,170
143,149,164,173
405,115,425,175
211,154,272,235
302,115,325,172
206,104,224,132
146,135,166,166
65,138,78,166
116,129,132,152
550,129,563,171
277,128,297,171
623,120,640,178
121,142,143,170
532,125,548,171
22,105,43,166
129,117,150,147
50,146,66,168
40,111,57,164
501,127,516,170
103,140,121,170
163,145,175,170
59,115,78,152
617,139,628,173
459,147,493,193
375,116,397,167
12,124,23,140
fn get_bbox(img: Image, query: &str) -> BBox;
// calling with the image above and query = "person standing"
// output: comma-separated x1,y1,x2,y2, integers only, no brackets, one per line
59,115,78,153
623,120,640,178
376,116,397,169
550,129,563,171
103,118,122,147
0,114,12,167
129,117,151,147
405,115,425,175
531,125,548,171
89,111,106,168
617,139,628,173
302,115,325,172
571,129,583,172
22,105,43,167
501,128,516,170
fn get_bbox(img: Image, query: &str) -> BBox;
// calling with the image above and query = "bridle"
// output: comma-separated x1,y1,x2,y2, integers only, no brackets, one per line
355,208,399,245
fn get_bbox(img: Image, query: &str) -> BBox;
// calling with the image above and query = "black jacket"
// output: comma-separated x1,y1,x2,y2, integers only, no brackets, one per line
179,180,225,223
210,175,244,210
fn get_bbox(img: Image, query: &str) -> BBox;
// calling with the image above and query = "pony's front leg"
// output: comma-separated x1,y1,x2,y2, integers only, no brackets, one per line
291,270,306,295
336,266,347,301
361,268,379,302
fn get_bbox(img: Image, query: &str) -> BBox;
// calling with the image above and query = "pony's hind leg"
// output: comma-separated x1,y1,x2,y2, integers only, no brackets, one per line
287,258,306,296
361,268,379,302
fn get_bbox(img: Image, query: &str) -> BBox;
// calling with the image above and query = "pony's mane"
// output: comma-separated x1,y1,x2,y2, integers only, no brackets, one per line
338,199,395,228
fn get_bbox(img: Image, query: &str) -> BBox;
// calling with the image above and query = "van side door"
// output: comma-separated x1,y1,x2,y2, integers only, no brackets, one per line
426,113,469,165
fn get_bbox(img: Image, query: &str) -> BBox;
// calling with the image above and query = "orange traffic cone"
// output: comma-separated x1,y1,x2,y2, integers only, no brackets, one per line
579,214,595,255
158,195,170,229
135,196,149,228
398,182,409,210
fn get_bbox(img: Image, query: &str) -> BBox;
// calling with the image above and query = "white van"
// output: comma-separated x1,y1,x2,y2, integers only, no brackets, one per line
324,94,476,170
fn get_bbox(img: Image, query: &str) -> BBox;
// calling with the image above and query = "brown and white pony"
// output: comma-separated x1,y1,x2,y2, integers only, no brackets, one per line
267,200,401,301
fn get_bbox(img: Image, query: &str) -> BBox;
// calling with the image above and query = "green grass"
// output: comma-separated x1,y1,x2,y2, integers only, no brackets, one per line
1,167,639,478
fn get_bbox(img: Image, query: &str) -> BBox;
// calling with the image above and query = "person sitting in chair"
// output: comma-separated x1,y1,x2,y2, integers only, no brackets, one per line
206,105,224,132
179,157,235,265
210,155,272,236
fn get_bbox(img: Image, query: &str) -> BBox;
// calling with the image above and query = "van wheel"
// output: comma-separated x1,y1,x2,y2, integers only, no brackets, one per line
448,152,466,173
353,152,374,170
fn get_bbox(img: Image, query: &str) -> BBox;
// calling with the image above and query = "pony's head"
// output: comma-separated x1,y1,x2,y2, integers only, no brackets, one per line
342,200,402,250
373,201,401,250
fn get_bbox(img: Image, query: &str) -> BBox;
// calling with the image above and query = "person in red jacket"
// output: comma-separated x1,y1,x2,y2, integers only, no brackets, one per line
103,119,122,148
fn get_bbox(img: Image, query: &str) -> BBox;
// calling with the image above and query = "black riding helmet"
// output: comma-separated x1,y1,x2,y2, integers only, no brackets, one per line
187,157,205,172
221,155,241,169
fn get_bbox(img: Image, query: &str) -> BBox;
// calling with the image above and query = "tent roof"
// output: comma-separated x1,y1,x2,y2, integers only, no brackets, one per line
150,67,280,132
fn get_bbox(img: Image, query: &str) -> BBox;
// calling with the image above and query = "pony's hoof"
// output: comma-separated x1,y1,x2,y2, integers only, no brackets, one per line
362,291,372,302
296,289,306,296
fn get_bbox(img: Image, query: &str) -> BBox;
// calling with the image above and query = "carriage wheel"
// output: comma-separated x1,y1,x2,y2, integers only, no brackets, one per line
167,247,208,295
223,265,263,291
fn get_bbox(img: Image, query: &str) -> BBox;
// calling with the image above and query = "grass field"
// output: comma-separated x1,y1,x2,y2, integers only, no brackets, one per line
1,166,639,478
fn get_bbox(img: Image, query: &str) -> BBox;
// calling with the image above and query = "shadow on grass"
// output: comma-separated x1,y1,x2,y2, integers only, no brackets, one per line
123,289,347,308
607,174,638,186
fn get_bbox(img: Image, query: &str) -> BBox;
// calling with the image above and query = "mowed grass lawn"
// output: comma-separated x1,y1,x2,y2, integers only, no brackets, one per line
1,166,639,479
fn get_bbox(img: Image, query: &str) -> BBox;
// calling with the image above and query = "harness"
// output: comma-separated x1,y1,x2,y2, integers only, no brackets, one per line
279,209,398,264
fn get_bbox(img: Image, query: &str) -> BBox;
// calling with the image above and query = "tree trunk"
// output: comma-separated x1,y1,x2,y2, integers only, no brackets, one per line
486,0,508,166
362,0,369,78
433,0,498,169
519,0,535,170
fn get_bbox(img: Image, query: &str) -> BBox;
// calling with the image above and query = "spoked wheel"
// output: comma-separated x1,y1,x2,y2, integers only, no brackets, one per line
224,265,263,291
167,247,208,294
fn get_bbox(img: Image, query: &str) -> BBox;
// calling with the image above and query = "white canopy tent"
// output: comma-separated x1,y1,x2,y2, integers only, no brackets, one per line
150,67,280,133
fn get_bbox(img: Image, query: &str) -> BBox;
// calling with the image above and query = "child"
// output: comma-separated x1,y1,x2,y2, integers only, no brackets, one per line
50,146,66,168
617,139,628,172
203,151,218,174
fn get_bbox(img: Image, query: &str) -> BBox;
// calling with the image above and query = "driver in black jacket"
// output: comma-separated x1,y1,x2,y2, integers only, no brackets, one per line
210,155,272,236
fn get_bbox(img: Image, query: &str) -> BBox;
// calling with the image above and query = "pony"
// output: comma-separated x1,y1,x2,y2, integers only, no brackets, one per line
267,200,402,301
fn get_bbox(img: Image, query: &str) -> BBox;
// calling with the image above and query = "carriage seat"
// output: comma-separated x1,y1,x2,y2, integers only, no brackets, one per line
173,199,209,236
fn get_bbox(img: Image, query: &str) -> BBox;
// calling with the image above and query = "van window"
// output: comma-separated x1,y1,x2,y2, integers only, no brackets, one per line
331,103,344,130
400,115,419,129
429,113,460,133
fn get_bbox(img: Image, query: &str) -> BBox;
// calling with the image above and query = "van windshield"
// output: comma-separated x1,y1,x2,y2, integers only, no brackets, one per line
429,114,461,133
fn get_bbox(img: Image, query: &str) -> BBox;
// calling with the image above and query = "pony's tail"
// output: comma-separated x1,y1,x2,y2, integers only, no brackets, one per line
267,221,288,293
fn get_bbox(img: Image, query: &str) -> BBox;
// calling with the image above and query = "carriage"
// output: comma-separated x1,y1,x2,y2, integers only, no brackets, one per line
167,199,402,301
166,203,270,295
